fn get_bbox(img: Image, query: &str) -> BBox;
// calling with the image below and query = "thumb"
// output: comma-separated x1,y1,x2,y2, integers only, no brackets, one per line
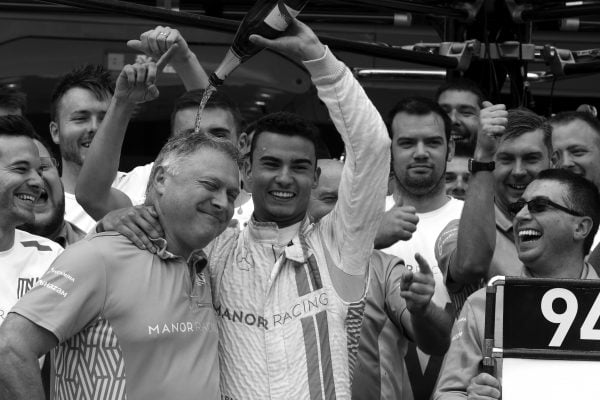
415,253,432,276
482,100,494,108
249,34,274,50
127,40,143,52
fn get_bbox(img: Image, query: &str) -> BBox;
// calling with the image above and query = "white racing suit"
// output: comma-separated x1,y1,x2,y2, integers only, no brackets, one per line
206,47,391,400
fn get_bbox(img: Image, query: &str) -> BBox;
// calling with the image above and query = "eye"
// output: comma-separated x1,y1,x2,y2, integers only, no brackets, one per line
445,173,457,182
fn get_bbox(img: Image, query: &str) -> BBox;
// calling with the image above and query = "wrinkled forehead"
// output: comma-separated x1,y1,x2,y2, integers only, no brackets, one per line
438,89,480,109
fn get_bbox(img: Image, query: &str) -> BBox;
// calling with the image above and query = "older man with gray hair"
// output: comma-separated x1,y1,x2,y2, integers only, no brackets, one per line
0,128,240,399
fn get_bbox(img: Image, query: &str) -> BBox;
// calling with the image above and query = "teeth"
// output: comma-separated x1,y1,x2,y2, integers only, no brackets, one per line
271,191,294,198
518,229,542,242
509,184,527,190
16,194,35,203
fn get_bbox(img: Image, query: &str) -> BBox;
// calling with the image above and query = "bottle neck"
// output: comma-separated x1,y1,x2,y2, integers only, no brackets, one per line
212,48,242,84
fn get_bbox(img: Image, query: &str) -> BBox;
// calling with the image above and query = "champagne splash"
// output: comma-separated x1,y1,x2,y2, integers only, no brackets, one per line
194,84,217,134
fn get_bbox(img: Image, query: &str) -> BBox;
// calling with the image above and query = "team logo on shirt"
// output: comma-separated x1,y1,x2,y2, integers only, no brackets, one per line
17,277,39,299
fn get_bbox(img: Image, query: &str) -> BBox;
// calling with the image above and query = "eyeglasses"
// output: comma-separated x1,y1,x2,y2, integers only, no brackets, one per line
508,196,583,217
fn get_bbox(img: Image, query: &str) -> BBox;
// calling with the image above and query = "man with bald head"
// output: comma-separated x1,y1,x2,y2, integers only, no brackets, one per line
309,159,452,400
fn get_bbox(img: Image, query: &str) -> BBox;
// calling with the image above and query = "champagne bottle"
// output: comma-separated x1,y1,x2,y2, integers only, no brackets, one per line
209,0,310,87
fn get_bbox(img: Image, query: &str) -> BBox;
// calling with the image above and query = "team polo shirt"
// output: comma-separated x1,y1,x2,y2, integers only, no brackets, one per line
436,204,521,318
11,232,219,400
434,264,598,399
352,250,412,400
0,229,62,325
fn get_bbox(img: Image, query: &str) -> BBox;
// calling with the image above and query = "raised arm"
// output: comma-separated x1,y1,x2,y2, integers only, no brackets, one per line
76,60,164,220
448,102,507,284
400,253,453,355
0,314,58,400
252,17,390,275
127,26,209,91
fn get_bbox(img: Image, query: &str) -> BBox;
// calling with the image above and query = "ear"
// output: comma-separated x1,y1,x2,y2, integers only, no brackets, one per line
237,131,251,155
49,121,60,145
574,216,594,244
312,165,321,189
152,166,168,197
446,138,455,162
243,157,253,192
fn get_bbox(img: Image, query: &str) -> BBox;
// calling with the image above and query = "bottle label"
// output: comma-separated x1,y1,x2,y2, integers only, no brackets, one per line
263,3,300,32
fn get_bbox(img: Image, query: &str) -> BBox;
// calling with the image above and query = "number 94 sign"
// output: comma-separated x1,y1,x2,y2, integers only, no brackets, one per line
502,278,600,353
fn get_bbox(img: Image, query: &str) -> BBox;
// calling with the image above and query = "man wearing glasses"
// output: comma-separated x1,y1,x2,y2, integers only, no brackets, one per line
434,168,600,399
435,107,553,316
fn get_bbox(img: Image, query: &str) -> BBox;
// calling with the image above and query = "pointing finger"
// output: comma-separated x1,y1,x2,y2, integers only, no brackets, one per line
415,253,432,276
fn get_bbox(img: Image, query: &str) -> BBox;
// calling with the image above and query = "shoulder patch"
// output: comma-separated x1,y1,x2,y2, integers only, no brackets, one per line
21,240,52,252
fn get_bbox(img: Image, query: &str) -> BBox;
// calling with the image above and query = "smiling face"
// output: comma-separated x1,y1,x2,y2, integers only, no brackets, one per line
154,147,240,258
22,139,65,237
172,106,238,143
438,89,480,146
513,179,587,275
0,135,43,229
552,119,600,189
246,131,319,227
494,129,551,215
391,111,451,196
49,87,111,167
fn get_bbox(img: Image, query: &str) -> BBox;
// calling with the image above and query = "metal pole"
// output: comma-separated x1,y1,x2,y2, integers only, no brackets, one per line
521,4,600,22
342,0,469,19
36,0,460,69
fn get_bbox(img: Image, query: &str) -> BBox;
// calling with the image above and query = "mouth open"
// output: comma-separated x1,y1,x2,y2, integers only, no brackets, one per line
518,228,542,242
15,193,37,204
508,183,528,191
269,191,295,200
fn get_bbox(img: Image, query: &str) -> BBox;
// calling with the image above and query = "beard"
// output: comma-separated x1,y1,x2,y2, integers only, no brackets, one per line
395,166,446,197
60,139,84,166
19,197,66,240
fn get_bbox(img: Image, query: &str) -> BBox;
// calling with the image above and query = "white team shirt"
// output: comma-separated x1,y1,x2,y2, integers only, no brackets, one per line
0,229,63,325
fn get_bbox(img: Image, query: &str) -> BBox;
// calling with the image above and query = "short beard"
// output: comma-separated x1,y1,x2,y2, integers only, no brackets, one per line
19,199,66,240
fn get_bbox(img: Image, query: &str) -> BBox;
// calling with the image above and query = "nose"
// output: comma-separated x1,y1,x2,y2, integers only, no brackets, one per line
211,189,229,211
414,141,428,160
274,166,293,186
449,109,460,124
28,170,43,195
89,116,101,132
514,201,532,222
559,151,575,169
512,159,526,177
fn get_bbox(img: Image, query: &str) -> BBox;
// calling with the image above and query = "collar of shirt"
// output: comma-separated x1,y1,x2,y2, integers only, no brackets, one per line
150,237,208,272
54,221,86,248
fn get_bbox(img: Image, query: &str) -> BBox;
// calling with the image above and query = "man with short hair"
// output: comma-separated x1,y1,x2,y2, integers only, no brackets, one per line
0,87,27,116
435,79,485,150
0,115,62,327
19,136,85,247
376,96,462,400
0,132,240,399
434,168,600,399
75,27,253,228
444,143,472,200
436,106,553,316
550,111,600,256
308,159,452,400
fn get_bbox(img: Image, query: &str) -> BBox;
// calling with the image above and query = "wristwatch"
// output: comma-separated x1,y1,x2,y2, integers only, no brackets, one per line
468,158,495,173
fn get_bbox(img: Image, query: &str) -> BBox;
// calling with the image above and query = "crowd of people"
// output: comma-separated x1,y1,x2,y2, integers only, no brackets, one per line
0,16,599,400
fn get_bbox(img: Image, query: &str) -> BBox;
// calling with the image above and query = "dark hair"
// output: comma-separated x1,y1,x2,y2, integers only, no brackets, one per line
249,112,320,162
146,132,241,202
536,168,600,254
435,79,486,107
503,108,552,155
0,115,37,139
50,64,113,122
388,96,452,142
0,87,27,114
170,89,244,136
550,111,600,140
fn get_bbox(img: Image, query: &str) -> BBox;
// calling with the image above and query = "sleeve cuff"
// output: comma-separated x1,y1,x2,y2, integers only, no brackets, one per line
303,46,345,85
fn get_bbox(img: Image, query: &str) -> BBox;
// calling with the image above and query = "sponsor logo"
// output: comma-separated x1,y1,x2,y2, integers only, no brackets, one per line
147,320,217,336
17,277,39,299
35,279,68,297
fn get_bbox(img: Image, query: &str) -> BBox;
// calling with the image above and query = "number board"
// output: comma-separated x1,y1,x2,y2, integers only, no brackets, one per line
503,278,600,353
